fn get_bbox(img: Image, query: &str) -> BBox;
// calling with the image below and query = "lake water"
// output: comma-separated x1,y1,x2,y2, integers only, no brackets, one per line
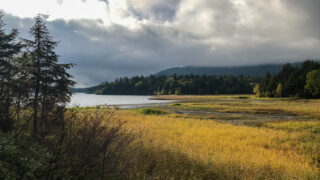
68,93,173,108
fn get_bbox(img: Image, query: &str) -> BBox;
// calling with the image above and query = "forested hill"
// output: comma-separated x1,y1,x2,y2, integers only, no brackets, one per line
254,60,320,98
74,61,318,96
81,75,261,95
155,63,302,77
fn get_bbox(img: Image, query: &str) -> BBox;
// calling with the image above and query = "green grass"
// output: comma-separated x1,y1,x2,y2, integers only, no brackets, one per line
136,108,169,115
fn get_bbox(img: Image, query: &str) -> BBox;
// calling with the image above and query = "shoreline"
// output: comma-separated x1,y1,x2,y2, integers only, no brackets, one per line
69,101,176,109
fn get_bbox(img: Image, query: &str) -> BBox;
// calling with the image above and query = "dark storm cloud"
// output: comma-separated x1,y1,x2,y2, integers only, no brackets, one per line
126,0,181,22
1,12,176,86
284,0,320,39
1,0,320,87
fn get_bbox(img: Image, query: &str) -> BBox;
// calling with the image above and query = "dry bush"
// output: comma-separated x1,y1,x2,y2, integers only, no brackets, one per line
42,107,139,179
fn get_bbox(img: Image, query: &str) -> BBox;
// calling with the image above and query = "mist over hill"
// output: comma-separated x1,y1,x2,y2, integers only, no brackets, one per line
154,63,303,77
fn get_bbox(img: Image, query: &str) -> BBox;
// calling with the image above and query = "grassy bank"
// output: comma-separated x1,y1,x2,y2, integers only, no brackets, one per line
157,95,320,119
115,108,319,179
71,95,320,179
9,95,318,179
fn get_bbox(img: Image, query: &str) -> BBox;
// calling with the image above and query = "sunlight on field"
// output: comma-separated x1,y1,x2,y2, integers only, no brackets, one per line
160,95,320,118
115,110,319,179
265,121,320,132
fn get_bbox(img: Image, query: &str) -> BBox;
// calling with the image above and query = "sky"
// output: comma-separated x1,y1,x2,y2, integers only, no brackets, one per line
1,0,320,87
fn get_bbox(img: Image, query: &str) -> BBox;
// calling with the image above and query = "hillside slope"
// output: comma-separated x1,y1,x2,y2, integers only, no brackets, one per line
154,63,302,77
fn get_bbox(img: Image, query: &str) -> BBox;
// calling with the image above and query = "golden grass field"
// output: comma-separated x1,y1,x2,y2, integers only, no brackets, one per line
90,95,320,179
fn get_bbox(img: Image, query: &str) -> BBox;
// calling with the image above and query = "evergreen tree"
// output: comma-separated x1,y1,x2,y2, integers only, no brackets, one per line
26,15,75,136
0,14,23,131
259,72,271,97
255,60,320,98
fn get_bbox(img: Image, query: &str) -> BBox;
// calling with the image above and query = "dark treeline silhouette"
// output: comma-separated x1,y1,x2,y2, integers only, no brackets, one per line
84,75,261,95
254,60,320,98
0,14,138,179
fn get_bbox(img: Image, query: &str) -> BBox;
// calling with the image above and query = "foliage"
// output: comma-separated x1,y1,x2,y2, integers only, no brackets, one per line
275,83,283,97
137,108,168,115
43,108,138,179
255,60,320,98
305,69,320,98
0,108,138,179
0,14,138,179
253,84,260,96
0,14,23,132
0,134,50,179
25,15,75,136
83,74,261,95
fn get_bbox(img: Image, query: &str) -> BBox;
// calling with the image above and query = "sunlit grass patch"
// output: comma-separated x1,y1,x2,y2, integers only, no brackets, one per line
72,95,320,179
168,97,320,119
115,110,320,179
264,121,320,133
169,113,246,122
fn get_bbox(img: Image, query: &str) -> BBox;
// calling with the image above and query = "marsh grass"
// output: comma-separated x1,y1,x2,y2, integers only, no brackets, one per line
68,95,320,179
164,95,320,119
264,121,320,132
112,110,320,179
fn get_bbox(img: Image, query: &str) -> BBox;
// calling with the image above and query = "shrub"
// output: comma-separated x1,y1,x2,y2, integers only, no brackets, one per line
45,108,138,179
0,134,50,179
1,108,139,179
137,108,168,115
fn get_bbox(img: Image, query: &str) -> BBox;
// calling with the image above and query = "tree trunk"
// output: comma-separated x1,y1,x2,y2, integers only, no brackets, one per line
33,28,41,137
33,78,39,137
41,74,48,128
16,92,21,123
33,51,41,137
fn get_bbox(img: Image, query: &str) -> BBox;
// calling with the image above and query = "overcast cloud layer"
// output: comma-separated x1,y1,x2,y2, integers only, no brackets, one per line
1,0,320,87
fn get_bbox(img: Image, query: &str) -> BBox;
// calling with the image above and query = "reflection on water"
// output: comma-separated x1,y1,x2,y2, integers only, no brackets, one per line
68,93,173,108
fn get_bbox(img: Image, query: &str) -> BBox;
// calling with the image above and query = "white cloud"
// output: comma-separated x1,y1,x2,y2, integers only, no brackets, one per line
1,0,105,20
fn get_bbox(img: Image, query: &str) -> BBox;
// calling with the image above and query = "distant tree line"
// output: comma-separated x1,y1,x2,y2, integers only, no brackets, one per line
85,75,261,95
254,60,320,98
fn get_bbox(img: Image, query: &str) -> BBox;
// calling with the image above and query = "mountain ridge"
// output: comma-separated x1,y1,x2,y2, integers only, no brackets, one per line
154,63,303,77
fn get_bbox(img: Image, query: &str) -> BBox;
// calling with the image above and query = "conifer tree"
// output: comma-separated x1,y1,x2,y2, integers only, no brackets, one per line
26,15,75,135
0,14,22,131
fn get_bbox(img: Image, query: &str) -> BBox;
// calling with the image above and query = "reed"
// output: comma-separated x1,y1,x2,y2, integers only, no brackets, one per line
113,110,319,179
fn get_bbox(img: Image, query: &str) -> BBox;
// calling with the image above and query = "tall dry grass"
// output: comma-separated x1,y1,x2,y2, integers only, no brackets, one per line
114,111,319,179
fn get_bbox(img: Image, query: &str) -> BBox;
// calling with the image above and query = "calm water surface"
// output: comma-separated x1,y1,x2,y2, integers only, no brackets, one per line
68,93,173,108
